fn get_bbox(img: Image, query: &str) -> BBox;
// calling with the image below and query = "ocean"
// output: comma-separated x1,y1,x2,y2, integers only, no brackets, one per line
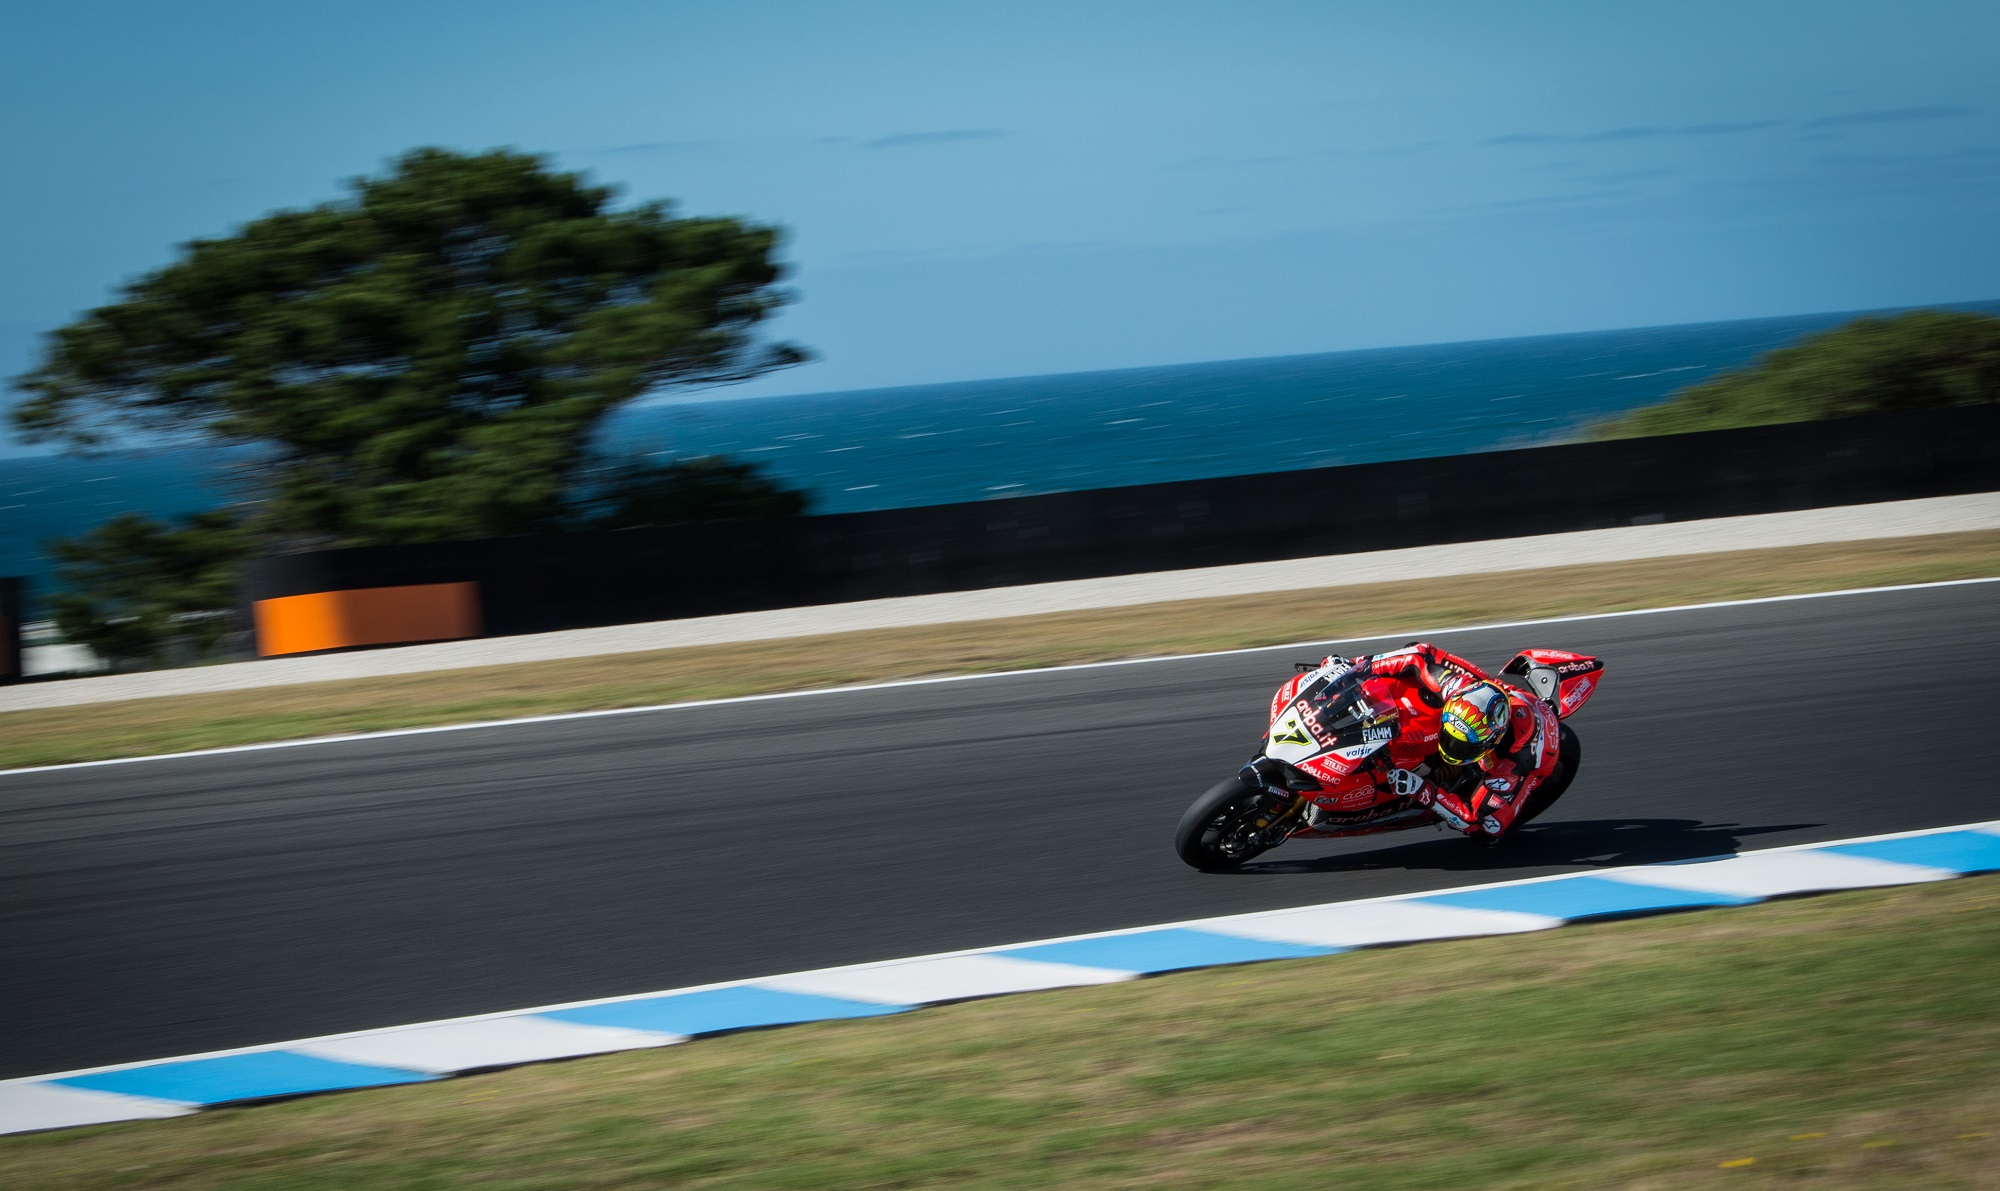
1,304,1986,599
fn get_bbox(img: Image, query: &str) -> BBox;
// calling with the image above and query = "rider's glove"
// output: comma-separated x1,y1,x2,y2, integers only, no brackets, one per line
1388,768,1427,799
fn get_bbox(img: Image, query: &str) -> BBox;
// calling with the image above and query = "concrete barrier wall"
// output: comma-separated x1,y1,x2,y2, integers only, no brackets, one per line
242,406,2000,655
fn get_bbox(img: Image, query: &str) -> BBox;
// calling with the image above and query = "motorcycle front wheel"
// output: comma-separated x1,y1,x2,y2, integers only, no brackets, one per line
1174,776,1283,871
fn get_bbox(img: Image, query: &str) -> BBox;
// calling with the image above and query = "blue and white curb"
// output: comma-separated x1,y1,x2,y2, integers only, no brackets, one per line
7,819,2000,1137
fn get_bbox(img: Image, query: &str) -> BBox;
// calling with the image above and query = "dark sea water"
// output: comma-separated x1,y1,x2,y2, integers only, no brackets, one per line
3,303,1990,602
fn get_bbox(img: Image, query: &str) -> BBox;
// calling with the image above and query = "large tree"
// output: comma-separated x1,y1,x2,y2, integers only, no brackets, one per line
46,511,254,669
1592,309,2000,439
579,455,812,530
11,148,806,545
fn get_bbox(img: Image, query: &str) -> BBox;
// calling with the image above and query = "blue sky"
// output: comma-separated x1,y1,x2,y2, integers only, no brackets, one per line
2,0,1996,442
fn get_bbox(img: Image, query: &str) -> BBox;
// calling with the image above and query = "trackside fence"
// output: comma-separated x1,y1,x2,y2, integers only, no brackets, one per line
240,405,2000,655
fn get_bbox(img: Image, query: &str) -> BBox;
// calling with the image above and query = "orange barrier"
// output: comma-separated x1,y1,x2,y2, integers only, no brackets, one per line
254,582,481,656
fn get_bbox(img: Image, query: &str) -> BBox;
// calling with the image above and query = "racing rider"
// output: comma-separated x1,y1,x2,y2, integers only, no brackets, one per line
1356,642,1558,843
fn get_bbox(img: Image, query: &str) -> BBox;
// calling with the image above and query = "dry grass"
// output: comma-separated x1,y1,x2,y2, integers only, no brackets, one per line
7,876,1998,1189
4,529,1998,769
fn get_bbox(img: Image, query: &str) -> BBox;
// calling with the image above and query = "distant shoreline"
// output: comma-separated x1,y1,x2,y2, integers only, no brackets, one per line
643,298,2000,410
5,301,1997,602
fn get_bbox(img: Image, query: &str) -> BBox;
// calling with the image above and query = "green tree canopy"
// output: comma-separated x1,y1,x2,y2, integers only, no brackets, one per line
12,148,806,545
1591,309,2000,439
46,511,254,669
581,456,812,530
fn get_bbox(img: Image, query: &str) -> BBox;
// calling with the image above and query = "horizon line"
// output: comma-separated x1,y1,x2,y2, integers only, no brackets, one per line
638,295,2000,410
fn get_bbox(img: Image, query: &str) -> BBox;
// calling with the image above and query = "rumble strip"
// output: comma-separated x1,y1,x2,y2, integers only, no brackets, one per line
7,820,1999,1137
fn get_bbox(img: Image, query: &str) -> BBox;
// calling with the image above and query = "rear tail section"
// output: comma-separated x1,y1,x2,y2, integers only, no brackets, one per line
1502,649,1604,718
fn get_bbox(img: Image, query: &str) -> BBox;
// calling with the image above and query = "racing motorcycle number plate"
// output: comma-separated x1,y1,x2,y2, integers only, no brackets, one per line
1266,709,1317,762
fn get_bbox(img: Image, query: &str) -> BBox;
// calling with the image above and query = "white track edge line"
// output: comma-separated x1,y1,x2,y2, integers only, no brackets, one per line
4,574,1994,778
10,816,1993,1089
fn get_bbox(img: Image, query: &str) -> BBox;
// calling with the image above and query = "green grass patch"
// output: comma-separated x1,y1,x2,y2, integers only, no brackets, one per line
2,530,1998,769
8,877,1999,1188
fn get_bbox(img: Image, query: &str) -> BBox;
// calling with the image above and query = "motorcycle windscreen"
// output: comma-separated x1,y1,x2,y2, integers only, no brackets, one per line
1267,667,1394,764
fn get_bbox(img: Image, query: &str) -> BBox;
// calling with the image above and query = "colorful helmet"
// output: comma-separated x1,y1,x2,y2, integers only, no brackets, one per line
1439,681,1511,765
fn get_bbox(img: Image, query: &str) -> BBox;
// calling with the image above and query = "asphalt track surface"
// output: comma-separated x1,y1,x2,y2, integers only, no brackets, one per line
5,581,1998,1080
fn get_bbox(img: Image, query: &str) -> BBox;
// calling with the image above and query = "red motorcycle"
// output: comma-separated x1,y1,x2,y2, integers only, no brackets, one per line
1174,647,1604,870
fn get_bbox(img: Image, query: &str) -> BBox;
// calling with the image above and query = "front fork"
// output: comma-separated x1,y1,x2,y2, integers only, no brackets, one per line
1236,761,1311,845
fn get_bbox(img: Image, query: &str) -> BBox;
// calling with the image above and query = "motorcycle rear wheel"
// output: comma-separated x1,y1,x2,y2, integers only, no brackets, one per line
1175,776,1279,871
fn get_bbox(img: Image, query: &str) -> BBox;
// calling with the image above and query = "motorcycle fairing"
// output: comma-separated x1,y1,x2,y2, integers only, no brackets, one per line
1501,648,1604,719
1264,656,1355,729
1268,674,1306,723
1266,707,1317,762
1297,753,1357,784
1264,658,1394,770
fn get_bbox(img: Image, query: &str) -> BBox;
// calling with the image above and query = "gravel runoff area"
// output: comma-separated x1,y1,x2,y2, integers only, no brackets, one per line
6,491,1996,714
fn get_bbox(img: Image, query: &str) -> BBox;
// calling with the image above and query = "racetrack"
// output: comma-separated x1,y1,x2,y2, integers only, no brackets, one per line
4,581,1997,1080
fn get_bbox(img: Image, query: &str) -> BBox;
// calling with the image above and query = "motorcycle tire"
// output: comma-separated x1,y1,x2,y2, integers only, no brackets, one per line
1174,775,1277,871
1515,724,1581,828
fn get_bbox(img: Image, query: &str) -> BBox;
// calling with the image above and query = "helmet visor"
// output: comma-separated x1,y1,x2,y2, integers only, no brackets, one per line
1437,731,1493,766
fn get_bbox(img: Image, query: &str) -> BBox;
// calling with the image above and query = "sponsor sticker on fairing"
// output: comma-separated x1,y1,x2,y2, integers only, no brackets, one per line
1301,755,1357,781
1299,705,1339,746
1330,737,1391,763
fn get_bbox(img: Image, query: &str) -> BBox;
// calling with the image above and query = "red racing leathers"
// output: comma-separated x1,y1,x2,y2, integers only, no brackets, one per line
1356,642,1562,840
